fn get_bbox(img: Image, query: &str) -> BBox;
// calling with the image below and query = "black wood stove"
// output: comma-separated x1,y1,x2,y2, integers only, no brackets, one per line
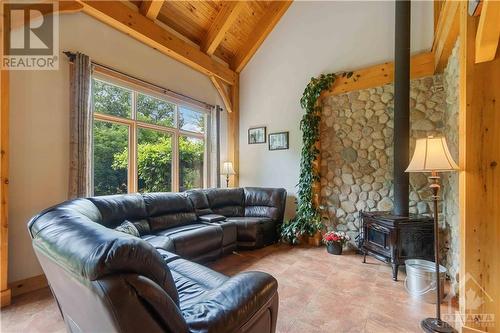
359,211,434,281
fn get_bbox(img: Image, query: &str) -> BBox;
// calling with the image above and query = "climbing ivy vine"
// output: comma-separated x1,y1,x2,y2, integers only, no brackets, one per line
281,72,352,244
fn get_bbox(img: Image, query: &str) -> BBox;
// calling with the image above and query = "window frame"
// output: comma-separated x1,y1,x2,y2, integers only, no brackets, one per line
91,70,210,195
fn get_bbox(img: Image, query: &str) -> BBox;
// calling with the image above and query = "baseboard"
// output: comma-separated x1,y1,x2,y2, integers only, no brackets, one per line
1,288,12,307
9,274,48,298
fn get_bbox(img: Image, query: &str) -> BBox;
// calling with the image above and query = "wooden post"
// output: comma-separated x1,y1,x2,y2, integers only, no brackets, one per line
0,69,11,308
459,1,500,331
227,74,239,187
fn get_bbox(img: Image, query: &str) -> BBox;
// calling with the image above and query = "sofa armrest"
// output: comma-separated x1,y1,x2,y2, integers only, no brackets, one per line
182,271,278,333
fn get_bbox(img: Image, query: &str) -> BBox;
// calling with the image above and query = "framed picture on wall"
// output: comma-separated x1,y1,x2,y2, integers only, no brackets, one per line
269,132,289,151
248,127,266,144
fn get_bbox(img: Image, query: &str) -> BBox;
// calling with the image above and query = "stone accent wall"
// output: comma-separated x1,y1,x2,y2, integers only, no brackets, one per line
320,76,445,239
442,40,460,295
319,55,461,293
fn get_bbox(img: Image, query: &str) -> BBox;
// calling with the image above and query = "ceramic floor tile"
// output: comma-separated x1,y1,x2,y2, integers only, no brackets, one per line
1,244,458,333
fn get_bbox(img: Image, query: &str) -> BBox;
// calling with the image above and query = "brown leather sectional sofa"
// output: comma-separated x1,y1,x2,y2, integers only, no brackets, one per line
28,187,286,333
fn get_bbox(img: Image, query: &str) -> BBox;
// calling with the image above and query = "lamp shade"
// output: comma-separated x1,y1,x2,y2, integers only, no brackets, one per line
221,161,236,175
406,136,459,173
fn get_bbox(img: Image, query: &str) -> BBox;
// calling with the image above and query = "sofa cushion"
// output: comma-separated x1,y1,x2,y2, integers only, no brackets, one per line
142,193,197,231
156,224,223,260
184,190,213,216
88,194,148,228
142,234,175,252
204,188,244,217
244,187,287,221
168,258,227,305
178,269,278,333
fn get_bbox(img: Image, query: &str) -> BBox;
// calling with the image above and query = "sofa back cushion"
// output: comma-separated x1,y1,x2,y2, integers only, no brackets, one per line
184,190,213,216
244,187,287,221
142,193,197,231
88,194,148,228
28,199,180,306
204,188,245,217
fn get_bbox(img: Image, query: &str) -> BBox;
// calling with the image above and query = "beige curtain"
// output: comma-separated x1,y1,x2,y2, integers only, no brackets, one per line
68,52,93,198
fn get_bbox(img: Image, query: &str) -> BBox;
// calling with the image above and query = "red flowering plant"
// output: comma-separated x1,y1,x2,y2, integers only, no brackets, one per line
322,231,350,246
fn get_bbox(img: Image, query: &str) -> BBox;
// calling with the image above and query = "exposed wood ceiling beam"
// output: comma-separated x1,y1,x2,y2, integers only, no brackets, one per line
232,1,292,73
77,1,237,85
321,52,435,98
432,0,460,72
210,76,233,113
139,0,164,20
475,0,500,63
202,1,244,56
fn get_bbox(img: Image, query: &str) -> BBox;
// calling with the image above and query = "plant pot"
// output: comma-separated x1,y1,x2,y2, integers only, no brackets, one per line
307,231,322,246
296,233,308,245
326,242,343,255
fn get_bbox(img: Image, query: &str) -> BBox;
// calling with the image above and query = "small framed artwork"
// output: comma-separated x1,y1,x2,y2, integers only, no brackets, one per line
269,132,289,151
248,126,266,144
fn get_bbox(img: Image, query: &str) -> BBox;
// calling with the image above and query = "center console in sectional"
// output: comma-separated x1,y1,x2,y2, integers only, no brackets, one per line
28,187,286,333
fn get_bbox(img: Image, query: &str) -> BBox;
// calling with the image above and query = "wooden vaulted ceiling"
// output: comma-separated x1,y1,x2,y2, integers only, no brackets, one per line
127,0,291,74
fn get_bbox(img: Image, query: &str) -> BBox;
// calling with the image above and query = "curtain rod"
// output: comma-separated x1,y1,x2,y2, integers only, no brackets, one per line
63,51,216,110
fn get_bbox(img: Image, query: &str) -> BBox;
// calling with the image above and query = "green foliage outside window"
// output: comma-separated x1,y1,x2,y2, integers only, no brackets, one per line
92,78,206,196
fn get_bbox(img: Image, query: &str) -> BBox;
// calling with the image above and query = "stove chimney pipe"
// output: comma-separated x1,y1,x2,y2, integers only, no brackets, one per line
393,0,410,216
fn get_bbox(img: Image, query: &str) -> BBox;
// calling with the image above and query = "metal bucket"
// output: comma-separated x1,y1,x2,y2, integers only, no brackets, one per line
405,259,446,304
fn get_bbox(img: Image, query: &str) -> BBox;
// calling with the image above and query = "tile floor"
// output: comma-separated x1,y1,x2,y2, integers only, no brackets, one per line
1,244,458,333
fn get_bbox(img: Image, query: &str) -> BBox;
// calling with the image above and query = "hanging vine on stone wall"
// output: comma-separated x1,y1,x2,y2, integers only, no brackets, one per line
281,72,352,244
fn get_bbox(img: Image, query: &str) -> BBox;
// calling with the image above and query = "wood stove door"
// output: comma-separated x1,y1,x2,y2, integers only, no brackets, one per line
363,221,392,259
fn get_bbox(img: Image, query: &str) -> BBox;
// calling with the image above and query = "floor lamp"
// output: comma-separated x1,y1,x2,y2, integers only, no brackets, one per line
405,136,459,333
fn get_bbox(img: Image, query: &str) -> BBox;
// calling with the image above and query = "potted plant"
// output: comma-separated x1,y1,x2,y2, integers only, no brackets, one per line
323,231,350,255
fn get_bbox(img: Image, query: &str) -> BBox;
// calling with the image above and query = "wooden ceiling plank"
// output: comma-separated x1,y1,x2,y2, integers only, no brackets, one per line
321,52,435,98
139,0,164,20
232,1,292,73
202,1,244,56
432,0,460,72
78,1,236,85
210,76,233,113
475,0,500,63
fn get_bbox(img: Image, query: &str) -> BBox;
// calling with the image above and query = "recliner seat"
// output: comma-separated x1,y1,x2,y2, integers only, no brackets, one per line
28,187,286,333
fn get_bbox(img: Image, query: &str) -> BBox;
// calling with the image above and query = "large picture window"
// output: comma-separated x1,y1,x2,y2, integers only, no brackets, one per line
92,73,209,195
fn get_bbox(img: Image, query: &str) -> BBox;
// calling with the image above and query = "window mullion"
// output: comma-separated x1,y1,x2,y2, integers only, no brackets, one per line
130,92,138,193
173,132,179,192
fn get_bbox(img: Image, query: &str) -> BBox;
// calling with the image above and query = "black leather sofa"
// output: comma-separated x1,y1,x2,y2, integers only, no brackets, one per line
28,187,286,333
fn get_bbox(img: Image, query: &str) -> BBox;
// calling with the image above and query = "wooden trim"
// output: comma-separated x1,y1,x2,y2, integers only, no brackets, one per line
0,69,10,308
78,1,237,85
432,0,460,72
9,274,48,298
459,1,500,331
202,2,244,56
210,76,233,114
232,1,292,73
320,52,435,98
139,0,164,21
434,0,444,32
227,75,239,187
475,0,500,63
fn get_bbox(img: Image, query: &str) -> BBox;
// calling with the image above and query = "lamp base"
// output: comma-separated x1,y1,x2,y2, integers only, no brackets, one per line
421,318,457,333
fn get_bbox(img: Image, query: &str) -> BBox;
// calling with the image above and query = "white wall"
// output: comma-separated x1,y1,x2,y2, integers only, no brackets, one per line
239,1,434,218
9,12,225,282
